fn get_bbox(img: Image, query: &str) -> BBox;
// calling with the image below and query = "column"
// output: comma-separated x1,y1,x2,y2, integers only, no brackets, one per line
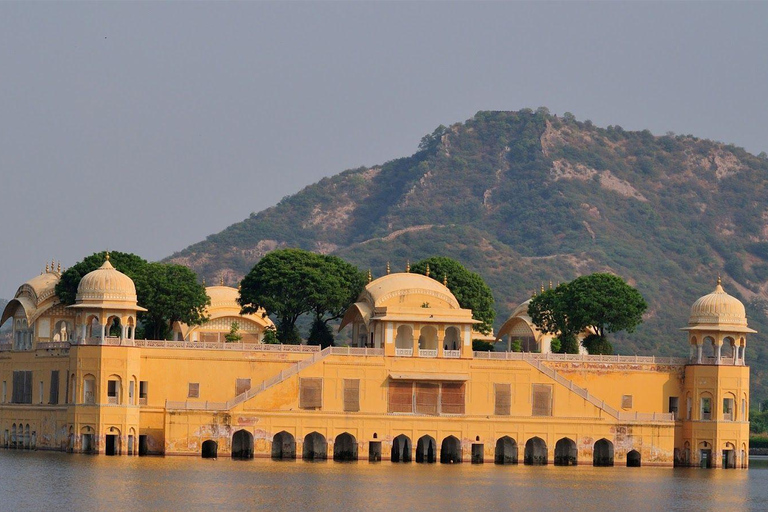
100,324,106,344
716,343,722,365
697,344,703,364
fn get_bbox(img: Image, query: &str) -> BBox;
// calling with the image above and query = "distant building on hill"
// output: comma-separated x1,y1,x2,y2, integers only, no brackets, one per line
0,259,752,468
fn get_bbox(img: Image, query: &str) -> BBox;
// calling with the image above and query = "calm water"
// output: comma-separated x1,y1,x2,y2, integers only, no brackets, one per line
2,451,767,512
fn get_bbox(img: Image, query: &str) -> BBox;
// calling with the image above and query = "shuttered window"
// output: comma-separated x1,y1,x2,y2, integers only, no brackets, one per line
494,383,511,416
440,382,465,415
388,381,413,413
343,379,360,412
188,383,200,398
414,383,439,415
235,378,251,396
12,371,32,404
622,395,633,409
531,383,552,416
49,371,60,405
299,378,323,409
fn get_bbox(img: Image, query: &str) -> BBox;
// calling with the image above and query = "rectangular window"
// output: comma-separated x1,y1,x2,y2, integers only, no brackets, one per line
129,381,135,405
621,395,633,409
701,397,712,420
83,379,95,404
1,381,6,403
532,383,553,416
687,396,693,420
343,379,360,412
39,381,44,404
388,381,413,413
723,398,734,421
107,380,119,404
12,371,33,404
742,398,747,420
414,382,439,415
49,371,59,404
494,383,511,416
299,378,323,409
188,383,200,399
668,396,679,420
139,381,148,405
440,382,465,415
235,378,251,396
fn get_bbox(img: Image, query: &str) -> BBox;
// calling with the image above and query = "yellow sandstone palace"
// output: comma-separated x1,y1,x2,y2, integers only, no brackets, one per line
0,258,752,468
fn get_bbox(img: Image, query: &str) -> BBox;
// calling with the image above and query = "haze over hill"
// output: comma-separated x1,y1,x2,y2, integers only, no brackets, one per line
167,109,768,400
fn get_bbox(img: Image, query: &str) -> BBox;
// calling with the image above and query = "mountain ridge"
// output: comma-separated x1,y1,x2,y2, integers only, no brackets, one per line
167,109,768,400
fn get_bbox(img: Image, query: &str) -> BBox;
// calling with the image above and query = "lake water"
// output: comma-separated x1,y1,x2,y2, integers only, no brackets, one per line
2,451,767,511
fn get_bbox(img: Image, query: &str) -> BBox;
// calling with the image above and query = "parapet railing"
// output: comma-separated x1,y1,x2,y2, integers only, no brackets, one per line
472,351,688,365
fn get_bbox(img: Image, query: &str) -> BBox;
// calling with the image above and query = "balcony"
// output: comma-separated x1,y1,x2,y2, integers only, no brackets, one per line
443,350,461,358
395,348,413,357
418,349,437,358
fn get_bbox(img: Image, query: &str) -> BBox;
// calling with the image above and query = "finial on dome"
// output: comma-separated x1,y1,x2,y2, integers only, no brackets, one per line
367,269,372,283
202,278,206,287
105,251,110,262
541,283,545,293
717,274,722,286
46,262,49,273
406,260,410,273
549,280,553,290
220,276,224,286
443,274,448,286
57,261,61,273
386,261,391,275
426,264,430,277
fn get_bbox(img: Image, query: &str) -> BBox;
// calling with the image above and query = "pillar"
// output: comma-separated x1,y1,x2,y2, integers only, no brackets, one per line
697,344,703,364
716,343,722,365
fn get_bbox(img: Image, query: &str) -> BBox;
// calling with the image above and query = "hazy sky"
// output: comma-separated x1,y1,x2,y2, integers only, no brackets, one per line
1,2,766,299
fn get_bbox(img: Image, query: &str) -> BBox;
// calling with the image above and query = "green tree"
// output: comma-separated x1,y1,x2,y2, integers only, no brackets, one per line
239,249,364,344
472,340,494,351
582,334,613,355
510,338,523,353
564,273,647,338
133,262,210,340
308,318,335,348
411,256,495,335
527,286,581,353
262,325,279,344
224,322,242,343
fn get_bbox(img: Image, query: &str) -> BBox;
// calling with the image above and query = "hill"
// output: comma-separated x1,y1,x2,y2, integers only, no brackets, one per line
167,109,768,400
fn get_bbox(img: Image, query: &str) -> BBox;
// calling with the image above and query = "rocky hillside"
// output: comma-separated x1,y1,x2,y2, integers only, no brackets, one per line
167,109,768,400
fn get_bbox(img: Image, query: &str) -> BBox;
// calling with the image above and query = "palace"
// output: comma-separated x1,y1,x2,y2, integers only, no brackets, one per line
0,258,752,468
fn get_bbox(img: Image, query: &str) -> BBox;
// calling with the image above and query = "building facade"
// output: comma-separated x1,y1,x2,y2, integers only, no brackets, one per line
0,262,752,468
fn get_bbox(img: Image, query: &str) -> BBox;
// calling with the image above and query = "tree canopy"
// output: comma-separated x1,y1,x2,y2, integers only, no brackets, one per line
55,251,209,340
411,256,495,335
527,273,647,354
238,249,365,344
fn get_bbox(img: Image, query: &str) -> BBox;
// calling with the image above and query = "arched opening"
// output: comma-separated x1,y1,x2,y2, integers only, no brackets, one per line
303,432,327,461
627,449,641,467
231,430,254,459
81,426,95,454
444,327,461,351
128,428,136,455
392,434,412,463
87,316,101,340
524,437,547,465
703,336,716,359
333,433,357,462
699,441,712,468
107,375,122,405
416,435,436,464
504,319,538,352
82,374,96,404
494,436,518,464
201,440,218,459
554,438,577,466
395,325,414,354
11,424,16,449
53,320,73,342
723,337,735,360
418,326,438,351
700,392,713,420
440,436,461,464
723,442,736,469
105,428,120,455
593,439,614,466
106,316,122,338
271,431,296,460
126,316,135,340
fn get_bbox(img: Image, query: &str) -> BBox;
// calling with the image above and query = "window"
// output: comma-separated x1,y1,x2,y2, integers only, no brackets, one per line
49,371,59,405
129,380,135,405
12,371,32,404
1,381,5,403
414,382,439,415
622,395,633,409
188,383,200,399
388,382,413,413
139,381,148,405
235,378,251,396
742,398,748,420
723,398,734,421
494,383,511,416
343,379,359,412
687,395,692,420
700,397,712,420
440,382,465,415
299,378,322,409
668,397,679,420
107,380,119,404
83,377,96,404
532,384,553,416
39,381,43,404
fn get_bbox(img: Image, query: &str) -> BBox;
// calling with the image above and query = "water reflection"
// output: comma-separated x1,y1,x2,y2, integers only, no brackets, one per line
0,451,765,512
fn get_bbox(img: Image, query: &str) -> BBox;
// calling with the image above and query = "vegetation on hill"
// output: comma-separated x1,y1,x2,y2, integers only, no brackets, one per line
166,108,768,401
